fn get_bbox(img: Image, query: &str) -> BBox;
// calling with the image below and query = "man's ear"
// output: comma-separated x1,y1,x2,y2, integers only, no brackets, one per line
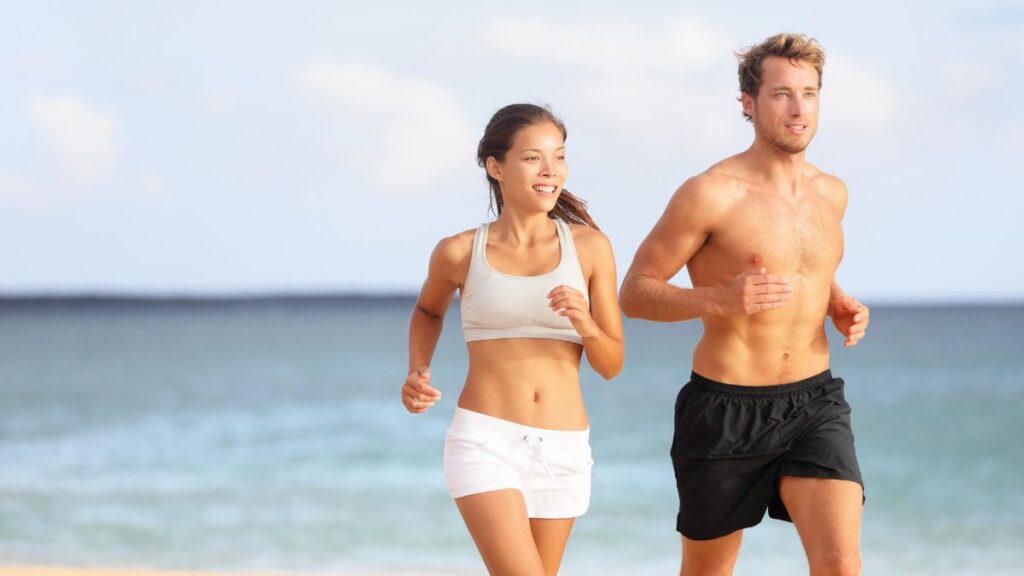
741,92,755,119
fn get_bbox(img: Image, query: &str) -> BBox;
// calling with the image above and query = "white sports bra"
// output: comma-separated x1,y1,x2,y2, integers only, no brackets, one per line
460,218,590,344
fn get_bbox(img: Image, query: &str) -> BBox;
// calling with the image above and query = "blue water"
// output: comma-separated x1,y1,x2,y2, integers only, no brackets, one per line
0,298,1022,575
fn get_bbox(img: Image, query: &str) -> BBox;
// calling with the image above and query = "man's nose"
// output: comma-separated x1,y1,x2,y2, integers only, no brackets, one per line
790,97,806,116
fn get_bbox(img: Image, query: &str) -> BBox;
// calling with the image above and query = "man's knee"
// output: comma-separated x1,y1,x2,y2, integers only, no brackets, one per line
681,562,735,576
684,557,733,569
681,552,740,576
809,551,861,576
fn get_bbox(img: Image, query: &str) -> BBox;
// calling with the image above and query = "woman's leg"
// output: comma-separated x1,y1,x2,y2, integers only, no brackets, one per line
529,517,576,576
455,489,547,576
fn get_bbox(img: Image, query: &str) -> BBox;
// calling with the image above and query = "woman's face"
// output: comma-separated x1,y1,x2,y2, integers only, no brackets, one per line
488,120,567,214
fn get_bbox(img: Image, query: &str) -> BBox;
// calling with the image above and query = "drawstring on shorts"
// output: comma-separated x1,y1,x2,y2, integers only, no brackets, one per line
523,434,556,479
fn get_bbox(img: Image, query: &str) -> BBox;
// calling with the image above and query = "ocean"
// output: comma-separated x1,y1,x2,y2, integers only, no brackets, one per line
0,298,1021,575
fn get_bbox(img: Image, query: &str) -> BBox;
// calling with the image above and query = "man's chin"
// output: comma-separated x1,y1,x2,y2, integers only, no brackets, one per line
778,141,809,154
771,134,812,154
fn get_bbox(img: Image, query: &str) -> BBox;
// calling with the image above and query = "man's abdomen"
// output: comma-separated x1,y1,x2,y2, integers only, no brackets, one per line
692,284,832,385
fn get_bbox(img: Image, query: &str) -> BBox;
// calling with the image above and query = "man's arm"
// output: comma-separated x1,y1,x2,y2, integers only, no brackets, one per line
620,174,794,322
619,177,718,322
822,176,869,346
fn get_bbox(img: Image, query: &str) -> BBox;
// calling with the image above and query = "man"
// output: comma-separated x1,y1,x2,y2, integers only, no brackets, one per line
620,33,870,576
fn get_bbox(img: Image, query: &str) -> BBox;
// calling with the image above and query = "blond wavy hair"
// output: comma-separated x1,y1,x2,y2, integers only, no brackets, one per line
737,33,826,121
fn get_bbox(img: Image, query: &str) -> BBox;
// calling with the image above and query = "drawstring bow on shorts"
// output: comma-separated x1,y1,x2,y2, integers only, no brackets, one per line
522,434,556,479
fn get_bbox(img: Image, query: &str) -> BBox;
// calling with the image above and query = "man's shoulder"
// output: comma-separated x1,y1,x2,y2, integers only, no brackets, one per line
806,167,849,215
808,167,848,199
673,163,746,207
803,162,846,191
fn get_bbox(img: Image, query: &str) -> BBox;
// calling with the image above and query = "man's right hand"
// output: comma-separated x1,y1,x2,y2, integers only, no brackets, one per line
402,367,442,414
709,267,794,315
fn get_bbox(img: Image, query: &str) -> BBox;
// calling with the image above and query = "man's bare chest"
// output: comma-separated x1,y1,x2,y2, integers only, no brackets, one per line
704,195,843,273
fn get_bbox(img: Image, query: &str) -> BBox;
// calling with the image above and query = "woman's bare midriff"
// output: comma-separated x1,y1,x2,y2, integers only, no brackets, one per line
459,338,588,430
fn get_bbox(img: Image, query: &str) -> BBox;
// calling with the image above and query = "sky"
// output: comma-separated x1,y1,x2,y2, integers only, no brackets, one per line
1,1,1021,303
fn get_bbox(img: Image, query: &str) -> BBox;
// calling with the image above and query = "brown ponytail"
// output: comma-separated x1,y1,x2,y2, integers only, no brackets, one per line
476,103,598,229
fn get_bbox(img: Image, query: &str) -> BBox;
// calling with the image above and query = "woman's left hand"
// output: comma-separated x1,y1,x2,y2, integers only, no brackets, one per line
548,285,599,339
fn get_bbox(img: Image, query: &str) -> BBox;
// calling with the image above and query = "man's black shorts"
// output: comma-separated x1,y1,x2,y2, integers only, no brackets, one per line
670,369,864,541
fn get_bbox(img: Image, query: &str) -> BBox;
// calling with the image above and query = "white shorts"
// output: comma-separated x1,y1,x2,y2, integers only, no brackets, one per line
443,407,593,519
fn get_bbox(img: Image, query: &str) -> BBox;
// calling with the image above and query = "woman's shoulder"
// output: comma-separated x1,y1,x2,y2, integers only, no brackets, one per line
564,221,614,268
565,221,611,251
430,227,478,268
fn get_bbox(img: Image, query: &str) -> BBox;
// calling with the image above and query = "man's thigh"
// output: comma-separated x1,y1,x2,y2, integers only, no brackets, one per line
778,476,863,566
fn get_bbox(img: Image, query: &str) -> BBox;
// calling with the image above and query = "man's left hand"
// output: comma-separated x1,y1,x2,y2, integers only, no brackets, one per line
830,295,870,347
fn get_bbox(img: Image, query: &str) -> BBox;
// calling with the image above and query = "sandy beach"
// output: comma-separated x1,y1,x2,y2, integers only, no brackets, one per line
0,569,459,576
0,570,278,576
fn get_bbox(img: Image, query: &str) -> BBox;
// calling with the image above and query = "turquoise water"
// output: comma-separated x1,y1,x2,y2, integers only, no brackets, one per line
0,298,1022,575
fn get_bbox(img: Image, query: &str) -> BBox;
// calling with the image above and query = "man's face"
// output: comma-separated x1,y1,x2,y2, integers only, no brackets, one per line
744,56,820,154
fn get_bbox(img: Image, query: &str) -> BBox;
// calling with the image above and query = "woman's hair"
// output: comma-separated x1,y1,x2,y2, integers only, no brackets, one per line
476,103,597,229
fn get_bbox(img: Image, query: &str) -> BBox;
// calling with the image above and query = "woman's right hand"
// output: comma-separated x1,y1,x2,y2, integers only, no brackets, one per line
402,367,442,414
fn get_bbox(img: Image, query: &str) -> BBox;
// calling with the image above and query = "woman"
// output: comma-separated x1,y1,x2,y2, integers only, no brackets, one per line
401,103,624,576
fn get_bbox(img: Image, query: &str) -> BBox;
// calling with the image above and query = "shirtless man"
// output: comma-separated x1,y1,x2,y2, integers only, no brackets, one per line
620,34,870,576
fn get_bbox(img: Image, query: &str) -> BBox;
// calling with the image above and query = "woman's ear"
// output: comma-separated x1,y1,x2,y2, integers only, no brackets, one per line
485,156,503,183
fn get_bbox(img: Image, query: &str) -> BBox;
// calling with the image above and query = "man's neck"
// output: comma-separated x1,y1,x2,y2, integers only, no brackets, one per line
747,137,807,194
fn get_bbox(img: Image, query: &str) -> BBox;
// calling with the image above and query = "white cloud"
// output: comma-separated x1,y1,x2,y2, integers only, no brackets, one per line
577,68,738,149
486,17,731,73
297,62,476,192
29,95,118,188
486,17,740,151
488,18,898,148
822,56,896,135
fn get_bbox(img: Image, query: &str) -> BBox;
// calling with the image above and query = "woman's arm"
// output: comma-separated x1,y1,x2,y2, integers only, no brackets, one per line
402,234,469,413
549,228,624,380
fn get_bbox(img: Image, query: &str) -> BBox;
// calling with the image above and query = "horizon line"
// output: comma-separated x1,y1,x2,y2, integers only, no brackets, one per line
0,291,1021,309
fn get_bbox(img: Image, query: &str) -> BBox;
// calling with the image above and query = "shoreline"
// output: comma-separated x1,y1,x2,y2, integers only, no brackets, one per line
0,568,463,576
